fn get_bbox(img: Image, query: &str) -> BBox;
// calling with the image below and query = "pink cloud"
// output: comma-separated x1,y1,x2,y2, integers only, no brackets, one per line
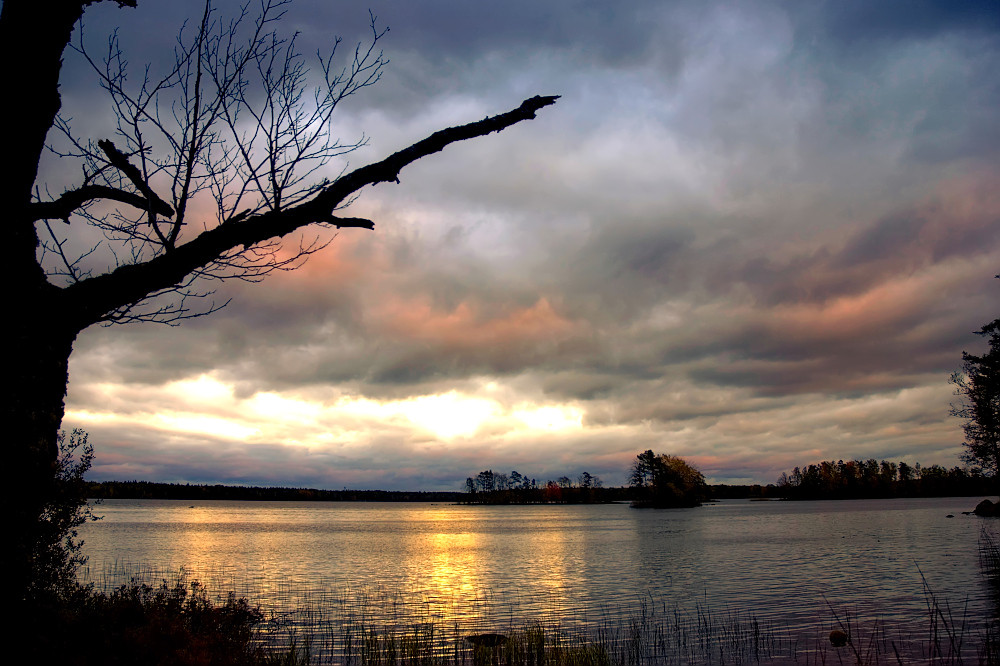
371,296,578,349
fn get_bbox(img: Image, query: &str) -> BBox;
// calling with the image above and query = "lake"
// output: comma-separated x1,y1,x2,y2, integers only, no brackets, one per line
79,496,998,662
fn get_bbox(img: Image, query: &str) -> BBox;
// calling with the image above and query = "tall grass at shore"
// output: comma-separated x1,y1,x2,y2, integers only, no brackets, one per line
68,561,999,665
979,526,1000,665
80,568,778,664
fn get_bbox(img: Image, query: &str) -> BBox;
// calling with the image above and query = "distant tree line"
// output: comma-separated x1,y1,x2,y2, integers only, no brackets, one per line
462,469,617,504
709,484,777,499
86,459,992,506
774,459,993,500
86,480,465,503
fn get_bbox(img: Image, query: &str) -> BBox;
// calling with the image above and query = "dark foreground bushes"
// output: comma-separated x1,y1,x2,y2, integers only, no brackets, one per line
27,579,292,666
17,428,302,665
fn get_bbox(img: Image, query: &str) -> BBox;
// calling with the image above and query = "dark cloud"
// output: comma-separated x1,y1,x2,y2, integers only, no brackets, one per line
727,187,1000,308
56,0,1000,488
295,0,676,67
802,0,1000,47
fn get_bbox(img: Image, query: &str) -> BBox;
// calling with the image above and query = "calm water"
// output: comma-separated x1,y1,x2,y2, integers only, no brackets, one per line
80,496,997,647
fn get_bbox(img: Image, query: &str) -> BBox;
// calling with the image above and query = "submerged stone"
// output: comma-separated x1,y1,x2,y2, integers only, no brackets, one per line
829,630,849,647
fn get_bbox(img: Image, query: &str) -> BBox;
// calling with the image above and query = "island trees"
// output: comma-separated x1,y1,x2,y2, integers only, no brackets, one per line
4,0,556,601
628,450,707,508
951,314,1000,493
463,469,607,504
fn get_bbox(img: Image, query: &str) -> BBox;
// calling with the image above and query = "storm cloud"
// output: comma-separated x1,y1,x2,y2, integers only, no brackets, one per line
56,0,1000,490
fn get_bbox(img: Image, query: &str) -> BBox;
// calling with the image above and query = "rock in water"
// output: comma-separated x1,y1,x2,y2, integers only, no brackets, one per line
975,499,998,517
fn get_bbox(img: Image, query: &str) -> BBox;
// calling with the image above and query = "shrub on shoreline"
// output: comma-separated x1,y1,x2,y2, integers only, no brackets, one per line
26,429,100,604
32,578,280,666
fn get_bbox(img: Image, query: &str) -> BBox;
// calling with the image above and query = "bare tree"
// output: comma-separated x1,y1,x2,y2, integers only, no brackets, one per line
5,0,556,601
43,0,391,322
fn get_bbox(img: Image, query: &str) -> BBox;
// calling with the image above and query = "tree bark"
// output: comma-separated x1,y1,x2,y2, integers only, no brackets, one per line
0,0,128,602
9,322,80,602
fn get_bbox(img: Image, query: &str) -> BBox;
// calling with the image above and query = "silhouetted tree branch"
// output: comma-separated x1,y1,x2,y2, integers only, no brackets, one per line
60,94,557,327
29,184,173,223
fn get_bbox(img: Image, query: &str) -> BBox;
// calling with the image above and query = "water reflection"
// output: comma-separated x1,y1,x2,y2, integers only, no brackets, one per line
424,531,479,598
80,497,992,643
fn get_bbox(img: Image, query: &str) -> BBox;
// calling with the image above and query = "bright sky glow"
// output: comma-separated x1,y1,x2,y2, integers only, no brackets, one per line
70,379,594,449
152,413,260,440
513,405,584,431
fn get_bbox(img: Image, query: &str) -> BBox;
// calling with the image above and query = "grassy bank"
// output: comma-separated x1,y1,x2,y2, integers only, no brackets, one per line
979,527,1000,665
36,575,780,665
34,558,996,666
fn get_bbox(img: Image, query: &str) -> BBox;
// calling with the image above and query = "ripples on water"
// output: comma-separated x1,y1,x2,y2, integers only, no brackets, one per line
80,496,997,662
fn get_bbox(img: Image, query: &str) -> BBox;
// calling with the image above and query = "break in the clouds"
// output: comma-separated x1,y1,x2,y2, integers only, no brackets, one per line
56,0,1000,490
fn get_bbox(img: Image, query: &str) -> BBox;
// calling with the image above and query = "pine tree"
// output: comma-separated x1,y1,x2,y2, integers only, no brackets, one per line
952,317,1000,491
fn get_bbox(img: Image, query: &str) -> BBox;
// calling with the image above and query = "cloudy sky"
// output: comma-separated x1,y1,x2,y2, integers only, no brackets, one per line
51,0,1000,490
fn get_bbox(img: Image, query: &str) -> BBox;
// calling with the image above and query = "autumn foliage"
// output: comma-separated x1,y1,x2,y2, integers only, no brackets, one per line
628,450,707,508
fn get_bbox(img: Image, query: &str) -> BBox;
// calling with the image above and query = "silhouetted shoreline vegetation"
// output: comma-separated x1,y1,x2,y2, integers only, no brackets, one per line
84,472,995,505
33,578,273,666
461,469,625,504
773,459,994,500
83,450,996,505
627,450,707,508
462,452,710,507
86,480,468,503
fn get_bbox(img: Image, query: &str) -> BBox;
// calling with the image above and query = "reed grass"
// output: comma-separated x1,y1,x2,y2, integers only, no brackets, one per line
979,527,1000,665
69,560,1000,665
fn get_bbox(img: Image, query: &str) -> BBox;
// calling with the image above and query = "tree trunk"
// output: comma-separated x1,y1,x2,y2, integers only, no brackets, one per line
8,309,81,601
0,0,97,602
0,1,92,278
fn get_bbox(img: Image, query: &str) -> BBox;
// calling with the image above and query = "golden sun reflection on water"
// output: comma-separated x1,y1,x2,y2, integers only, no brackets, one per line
425,532,479,599
536,532,570,595
392,506,583,625
397,506,487,622
171,506,227,567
